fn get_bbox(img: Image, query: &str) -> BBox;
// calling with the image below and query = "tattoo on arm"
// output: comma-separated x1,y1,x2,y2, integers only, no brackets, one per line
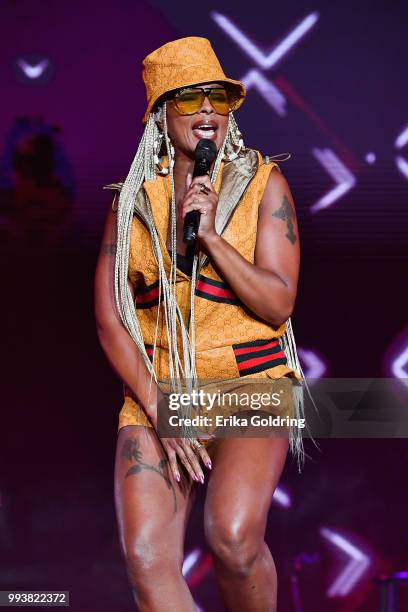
102,242,117,256
272,195,297,244
121,437,177,513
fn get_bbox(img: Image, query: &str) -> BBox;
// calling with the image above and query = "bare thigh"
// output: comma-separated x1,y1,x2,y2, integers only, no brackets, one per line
204,436,289,545
114,425,196,567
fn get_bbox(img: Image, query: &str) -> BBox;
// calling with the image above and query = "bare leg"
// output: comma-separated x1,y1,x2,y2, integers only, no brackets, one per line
204,436,289,612
114,425,198,611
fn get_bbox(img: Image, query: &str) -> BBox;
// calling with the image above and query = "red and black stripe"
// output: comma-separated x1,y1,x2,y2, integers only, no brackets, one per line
145,343,154,362
136,280,161,309
195,274,240,305
232,338,287,376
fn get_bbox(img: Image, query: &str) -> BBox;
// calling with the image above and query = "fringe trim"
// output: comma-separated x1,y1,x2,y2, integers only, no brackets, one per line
279,317,321,473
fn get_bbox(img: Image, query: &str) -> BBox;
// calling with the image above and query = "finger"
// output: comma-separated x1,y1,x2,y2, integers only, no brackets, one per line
166,448,181,483
185,184,210,200
183,193,207,206
194,183,211,196
190,202,209,212
181,441,205,483
196,446,213,470
182,205,208,219
190,175,213,191
182,200,206,213
175,446,199,482
185,171,193,192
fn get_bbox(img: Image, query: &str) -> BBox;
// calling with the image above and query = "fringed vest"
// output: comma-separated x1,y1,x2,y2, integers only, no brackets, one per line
104,148,308,471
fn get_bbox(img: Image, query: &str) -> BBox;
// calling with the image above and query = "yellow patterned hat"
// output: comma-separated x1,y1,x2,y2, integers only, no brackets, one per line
142,36,246,124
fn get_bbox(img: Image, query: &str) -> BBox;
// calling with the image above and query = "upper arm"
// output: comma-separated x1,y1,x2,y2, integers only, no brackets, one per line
254,167,300,295
94,194,134,329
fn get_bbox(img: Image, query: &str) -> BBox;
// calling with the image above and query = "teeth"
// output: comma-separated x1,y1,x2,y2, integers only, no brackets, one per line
195,129,215,135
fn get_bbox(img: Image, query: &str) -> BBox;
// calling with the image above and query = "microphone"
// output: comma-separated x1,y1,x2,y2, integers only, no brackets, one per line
183,139,217,244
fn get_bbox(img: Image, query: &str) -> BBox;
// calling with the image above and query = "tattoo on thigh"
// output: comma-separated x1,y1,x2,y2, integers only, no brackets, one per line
121,437,177,513
272,195,297,244
102,242,117,256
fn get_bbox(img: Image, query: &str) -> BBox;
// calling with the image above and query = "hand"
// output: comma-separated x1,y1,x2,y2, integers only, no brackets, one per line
181,173,219,244
154,387,213,484
159,437,212,484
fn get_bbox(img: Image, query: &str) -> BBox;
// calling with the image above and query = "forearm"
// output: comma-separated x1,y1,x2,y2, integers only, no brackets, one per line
96,321,159,428
201,234,294,326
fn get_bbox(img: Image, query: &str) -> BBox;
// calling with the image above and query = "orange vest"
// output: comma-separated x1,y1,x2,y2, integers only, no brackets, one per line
104,148,300,430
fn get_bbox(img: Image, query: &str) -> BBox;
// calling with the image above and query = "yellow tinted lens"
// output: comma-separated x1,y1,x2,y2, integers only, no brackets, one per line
174,90,204,114
173,87,244,115
227,90,244,111
209,90,230,114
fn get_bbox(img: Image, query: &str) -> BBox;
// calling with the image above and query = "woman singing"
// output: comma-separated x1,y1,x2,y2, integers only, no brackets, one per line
95,36,309,612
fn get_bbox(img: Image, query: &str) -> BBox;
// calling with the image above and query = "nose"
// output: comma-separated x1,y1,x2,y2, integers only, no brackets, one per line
198,93,214,115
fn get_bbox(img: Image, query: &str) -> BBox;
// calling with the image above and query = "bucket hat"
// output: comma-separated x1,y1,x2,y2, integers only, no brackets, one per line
142,36,246,123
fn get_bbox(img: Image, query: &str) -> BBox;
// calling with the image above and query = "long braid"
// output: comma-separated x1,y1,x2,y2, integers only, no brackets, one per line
114,113,158,377
110,109,312,468
189,113,232,378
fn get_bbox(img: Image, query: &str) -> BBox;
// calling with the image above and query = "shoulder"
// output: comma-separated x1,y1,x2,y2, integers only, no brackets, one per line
252,148,291,172
239,148,291,190
252,151,294,214
252,148,292,183
240,148,291,200
261,169,290,209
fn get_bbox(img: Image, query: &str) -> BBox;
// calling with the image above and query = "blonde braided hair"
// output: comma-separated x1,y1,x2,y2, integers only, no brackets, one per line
107,104,314,471
111,105,240,440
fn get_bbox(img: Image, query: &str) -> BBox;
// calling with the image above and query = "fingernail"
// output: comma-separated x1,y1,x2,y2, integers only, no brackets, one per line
176,473,180,482
199,475,205,484
206,461,212,469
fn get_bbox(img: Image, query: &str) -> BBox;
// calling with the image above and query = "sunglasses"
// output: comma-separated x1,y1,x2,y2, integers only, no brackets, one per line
171,87,244,116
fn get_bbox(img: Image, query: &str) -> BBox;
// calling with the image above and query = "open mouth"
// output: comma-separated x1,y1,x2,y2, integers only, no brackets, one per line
192,120,218,140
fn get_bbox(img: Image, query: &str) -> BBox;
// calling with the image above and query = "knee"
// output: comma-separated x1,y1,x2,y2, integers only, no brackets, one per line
122,532,182,586
122,540,159,585
204,516,261,578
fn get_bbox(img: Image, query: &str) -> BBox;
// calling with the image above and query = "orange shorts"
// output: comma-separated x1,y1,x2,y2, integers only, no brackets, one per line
118,369,296,449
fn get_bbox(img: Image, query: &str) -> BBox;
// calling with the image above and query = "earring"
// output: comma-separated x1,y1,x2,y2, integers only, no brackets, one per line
153,131,175,175
153,131,166,174
223,115,244,161
154,102,176,175
168,140,175,170
152,105,169,175
153,135,175,175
